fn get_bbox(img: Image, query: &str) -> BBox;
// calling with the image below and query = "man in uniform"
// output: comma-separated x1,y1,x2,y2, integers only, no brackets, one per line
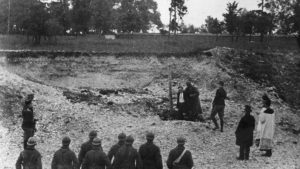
51,136,79,169
108,133,126,162
82,138,111,169
21,94,37,148
139,132,163,169
211,81,228,132
184,82,204,122
112,135,142,169
78,130,100,168
16,137,42,169
166,137,194,169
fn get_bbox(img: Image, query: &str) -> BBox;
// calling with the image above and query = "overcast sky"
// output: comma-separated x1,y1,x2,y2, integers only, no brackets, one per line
156,0,261,27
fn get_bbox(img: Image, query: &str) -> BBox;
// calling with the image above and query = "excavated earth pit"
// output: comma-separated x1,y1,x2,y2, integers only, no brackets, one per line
0,48,299,169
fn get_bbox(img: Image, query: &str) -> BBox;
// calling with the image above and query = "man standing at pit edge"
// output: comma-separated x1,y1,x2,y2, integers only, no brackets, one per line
211,81,229,132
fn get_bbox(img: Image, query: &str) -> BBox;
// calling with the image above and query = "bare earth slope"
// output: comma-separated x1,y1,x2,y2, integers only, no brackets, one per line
0,48,299,169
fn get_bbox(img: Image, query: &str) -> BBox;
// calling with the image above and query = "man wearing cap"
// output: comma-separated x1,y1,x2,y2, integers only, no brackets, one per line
78,130,102,168
112,135,142,169
21,94,37,148
16,137,42,169
51,136,79,169
211,81,228,132
82,138,111,169
108,133,126,163
167,137,194,169
184,82,203,122
139,132,163,169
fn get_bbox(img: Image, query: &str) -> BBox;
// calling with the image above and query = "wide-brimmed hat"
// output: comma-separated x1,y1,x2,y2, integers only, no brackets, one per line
27,137,37,146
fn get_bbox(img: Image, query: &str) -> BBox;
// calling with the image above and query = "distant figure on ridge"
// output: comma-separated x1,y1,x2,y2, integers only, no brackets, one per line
167,137,194,169
16,137,42,169
139,132,163,169
51,136,79,169
184,82,204,122
256,94,275,157
82,138,111,169
211,81,228,132
21,94,38,148
78,130,100,168
112,135,142,169
235,105,255,160
108,133,126,163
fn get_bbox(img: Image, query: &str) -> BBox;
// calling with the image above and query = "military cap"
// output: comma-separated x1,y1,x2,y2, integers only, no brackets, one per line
92,138,102,146
125,135,134,143
118,133,126,140
62,136,71,145
146,132,155,140
245,105,252,112
89,130,97,137
27,137,37,146
177,137,186,144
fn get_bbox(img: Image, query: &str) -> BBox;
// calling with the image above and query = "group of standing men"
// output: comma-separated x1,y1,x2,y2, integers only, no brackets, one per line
16,130,194,169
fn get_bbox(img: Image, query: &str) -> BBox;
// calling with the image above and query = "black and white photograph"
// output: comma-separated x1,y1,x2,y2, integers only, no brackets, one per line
0,0,299,168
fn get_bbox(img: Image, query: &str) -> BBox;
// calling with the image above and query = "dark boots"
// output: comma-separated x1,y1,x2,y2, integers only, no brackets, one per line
238,146,250,160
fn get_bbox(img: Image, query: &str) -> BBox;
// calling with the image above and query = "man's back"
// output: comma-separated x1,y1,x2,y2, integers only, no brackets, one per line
113,145,142,169
78,141,93,165
82,149,111,169
167,146,193,169
108,142,124,162
139,142,162,169
213,87,227,106
16,148,42,169
51,147,78,169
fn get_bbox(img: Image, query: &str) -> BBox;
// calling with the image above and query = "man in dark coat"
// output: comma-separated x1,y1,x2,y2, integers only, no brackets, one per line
183,82,203,121
176,86,185,120
108,133,126,163
139,132,163,169
16,137,42,169
21,94,37,148
167,137,194,169
78,130,100,168
82,138,111,169
211,81,228,132
51,136,79,169
235,105,255,160
112,135,142,169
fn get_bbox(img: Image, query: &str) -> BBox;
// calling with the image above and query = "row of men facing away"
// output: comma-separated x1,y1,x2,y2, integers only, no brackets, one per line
176,81,228,132
16,132,193,169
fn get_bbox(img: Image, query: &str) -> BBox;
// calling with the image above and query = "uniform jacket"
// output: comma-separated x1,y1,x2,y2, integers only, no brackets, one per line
108,142,125,161
22,104,35,129
78,141,103,166
139,142,163,169
16,147,42,169
166,146,193,169
212,87,227,106
82,147,111,169
112,145,142,169
235,114,255,146
51,146,79,169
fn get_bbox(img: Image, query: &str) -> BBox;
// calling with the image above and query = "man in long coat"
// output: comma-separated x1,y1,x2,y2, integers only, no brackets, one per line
108,133,126,163
78,130,100,168
16,137,42,169
184,82,203,121
235,105,255,160
166,137,194,169
256,94,275,157
82,138,111,169
139,132,163,169
112,135,142,169
51,136,79,169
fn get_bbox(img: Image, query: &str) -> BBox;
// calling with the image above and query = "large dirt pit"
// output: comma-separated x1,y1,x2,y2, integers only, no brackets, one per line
0,49,299,169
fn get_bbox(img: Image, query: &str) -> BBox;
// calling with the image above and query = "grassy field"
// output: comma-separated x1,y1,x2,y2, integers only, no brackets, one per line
0,34,299,53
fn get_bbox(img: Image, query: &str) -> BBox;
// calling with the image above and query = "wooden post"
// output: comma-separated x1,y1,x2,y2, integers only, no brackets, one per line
168,64,173,112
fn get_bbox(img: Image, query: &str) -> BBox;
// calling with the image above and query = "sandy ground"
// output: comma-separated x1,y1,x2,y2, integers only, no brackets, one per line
0,48,299,169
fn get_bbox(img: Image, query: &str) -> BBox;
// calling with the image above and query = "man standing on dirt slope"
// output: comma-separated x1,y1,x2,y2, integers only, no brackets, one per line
78,130,101,168
21,94,37,148
108,133,126,164
176,86,186,120
51,136,79,169
138,132,163,169
16,137,42,169
112,135,142,169
166,137,194,169
184,82,204,122
82,138,111,169
211,81,228,132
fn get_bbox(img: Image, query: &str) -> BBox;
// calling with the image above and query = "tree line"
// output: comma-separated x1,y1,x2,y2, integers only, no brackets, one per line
0,0,163,44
